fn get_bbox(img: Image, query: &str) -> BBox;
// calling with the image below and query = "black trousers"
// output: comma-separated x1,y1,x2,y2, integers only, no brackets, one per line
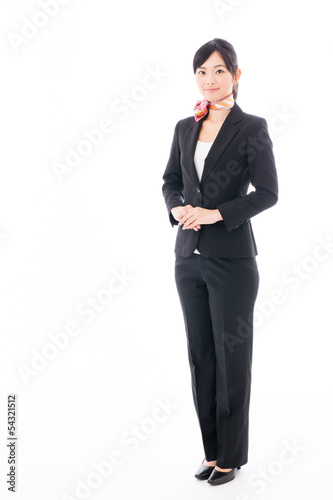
174,252,259,469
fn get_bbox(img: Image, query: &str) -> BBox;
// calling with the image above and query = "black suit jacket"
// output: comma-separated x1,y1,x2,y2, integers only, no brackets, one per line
162,102,278,258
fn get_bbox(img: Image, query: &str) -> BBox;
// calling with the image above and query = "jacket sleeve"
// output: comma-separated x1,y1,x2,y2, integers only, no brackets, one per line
162,120,185,227
216,117,278,232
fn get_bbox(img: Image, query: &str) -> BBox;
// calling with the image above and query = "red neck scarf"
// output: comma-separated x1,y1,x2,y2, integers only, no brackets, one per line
193,92,234,122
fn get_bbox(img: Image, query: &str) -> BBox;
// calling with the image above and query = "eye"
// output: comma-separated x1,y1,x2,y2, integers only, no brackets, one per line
198,70,205,75
216,69,224,74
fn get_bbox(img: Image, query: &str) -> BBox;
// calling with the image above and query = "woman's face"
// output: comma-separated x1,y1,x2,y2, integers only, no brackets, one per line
195,50,240,102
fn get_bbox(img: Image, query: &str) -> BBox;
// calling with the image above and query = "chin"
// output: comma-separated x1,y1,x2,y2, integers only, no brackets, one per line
205,94,224,102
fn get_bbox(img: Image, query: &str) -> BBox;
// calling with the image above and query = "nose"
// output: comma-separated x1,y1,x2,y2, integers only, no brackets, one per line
205,74,216,86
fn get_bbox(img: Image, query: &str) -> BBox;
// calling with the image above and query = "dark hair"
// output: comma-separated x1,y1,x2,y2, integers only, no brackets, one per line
193,38,239,100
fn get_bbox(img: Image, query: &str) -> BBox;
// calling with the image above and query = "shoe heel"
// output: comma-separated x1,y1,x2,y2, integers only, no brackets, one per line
237,466,241,470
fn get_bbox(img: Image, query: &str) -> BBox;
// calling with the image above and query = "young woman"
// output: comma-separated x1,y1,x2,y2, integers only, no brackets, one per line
162,38,278,486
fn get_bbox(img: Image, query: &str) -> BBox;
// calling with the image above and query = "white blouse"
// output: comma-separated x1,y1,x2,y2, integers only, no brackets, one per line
194,140,213,182
193,140,213,254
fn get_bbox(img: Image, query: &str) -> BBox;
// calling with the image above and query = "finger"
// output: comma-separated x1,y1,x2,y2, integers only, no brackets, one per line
179,210,191,222
182,217,198,229
178,212,193,225
182,217,193,229
181,205,193,216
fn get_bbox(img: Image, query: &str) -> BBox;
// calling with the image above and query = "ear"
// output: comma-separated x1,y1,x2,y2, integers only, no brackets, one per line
234,68,241,84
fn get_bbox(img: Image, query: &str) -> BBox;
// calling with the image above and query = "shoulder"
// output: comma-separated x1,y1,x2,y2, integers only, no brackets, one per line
238,106,268,129
174,115,195,132
171,103,268,135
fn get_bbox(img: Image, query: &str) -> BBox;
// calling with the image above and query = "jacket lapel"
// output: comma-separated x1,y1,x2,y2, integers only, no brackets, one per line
183,102,244,185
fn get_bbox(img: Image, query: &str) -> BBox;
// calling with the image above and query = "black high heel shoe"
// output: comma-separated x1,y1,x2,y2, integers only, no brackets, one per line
207,466,241,486
194,458,215,480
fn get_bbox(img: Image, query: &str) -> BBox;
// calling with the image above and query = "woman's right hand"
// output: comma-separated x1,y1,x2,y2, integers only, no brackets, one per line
171,205,201,231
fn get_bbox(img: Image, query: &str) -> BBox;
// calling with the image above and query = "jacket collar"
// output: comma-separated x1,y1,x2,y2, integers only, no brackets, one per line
183,101,244,185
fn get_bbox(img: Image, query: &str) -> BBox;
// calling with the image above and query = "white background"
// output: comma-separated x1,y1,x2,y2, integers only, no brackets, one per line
0,0,332,498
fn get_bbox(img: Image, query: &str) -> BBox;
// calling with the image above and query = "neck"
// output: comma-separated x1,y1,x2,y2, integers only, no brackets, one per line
207,107,232,123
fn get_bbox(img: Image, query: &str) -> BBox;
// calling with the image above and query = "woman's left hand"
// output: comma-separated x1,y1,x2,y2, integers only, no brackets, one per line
178,207,223,229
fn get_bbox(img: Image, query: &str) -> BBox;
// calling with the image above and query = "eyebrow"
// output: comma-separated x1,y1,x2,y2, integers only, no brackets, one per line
198,64,226,69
